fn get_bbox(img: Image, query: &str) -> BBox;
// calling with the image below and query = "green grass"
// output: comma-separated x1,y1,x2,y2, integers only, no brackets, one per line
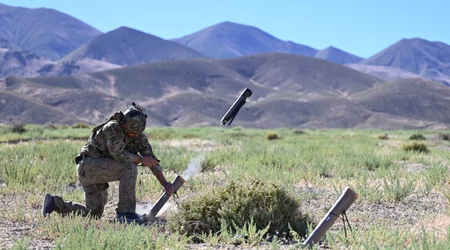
2,126,450,249
0,124,91,142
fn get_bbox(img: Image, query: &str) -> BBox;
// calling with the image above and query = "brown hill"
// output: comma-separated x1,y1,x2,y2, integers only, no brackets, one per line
249,93,449,129
249,96,380,129
2,53,450,129
220,53,382,95
1,77,128,124
345,63,421,82
20,52,382,100
0,90,80,125
361,38,450,85
351,78,450,124
0,48,120,79
146,92,236,127
61,27,208,66
87,57,273,101
0,49,53,79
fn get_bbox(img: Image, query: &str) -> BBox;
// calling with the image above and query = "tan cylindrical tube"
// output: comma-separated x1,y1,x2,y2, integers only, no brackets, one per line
303,187,358,248
150,175,185,217
220,88,252,126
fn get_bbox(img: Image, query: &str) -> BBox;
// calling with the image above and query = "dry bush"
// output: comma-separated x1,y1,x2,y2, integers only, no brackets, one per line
71,123,90,129
438,133,450,141
266,132,279,140
293,129,306,135
11,124,26,134
168,179,311,239
377,133,389,140
409,134,426,140
402,142,429,153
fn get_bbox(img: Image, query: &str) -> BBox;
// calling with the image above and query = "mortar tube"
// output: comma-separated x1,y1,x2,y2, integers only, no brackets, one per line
150,175,185,217
220,88,252,126
302,187,358,248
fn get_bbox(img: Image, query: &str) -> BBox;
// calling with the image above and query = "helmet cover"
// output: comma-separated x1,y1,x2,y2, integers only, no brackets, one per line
123,105,147,134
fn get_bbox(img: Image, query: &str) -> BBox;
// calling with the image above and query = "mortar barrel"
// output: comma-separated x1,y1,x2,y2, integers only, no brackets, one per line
303,187,358,248
150,175,185,216
220,88,252,125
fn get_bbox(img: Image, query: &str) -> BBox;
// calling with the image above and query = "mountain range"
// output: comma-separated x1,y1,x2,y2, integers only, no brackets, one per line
0,3,101,60
360,38,450,85
62,26,208,66
0,2,449,129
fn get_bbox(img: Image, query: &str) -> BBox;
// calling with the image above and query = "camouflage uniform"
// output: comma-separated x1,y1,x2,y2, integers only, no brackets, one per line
52,120,161,218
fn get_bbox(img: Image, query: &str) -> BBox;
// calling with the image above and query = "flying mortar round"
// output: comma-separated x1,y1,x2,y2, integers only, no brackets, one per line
220,88,252,126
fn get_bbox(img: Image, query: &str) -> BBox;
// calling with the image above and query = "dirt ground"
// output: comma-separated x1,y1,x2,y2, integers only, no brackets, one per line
1,137,449,249
1,179,449,249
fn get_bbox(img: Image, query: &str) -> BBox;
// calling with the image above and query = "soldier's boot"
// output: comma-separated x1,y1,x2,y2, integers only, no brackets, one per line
116,210,145,225
42,193,56,217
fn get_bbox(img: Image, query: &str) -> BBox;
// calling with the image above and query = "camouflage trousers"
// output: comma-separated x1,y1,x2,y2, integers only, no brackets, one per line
53,156,138,218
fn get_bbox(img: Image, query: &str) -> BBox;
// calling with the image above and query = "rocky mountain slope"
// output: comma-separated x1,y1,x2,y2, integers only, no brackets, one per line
62,26,208,66
315,46,363,64
0,3,102,60
0,48,120,79
360,38,450,85
345,64,421,82
2,53,449,129
1,3,450,129
172,21,318,58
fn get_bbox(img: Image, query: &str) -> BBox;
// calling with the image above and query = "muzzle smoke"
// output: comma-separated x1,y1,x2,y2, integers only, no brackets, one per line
182,154,205,180
137,154,205,215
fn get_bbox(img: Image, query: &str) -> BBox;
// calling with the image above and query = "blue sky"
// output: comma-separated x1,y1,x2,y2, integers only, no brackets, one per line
1,0,448,58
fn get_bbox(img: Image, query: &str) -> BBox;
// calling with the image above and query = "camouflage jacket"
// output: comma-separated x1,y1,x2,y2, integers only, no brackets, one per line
80,120,156,163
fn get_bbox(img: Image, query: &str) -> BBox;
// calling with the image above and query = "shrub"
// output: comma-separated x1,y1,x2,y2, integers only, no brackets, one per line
71,123,90,129
266,133,279,140
377,133,389,140
168,179,311,239
11,124,26,134
293,129,305,135
438,133,450,141
409,134,426,140
402,142,429,153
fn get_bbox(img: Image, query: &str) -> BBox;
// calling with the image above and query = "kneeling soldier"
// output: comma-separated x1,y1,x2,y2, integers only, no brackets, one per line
42,103,174,224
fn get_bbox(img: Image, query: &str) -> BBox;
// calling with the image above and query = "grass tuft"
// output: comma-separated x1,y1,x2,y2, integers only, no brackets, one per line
266,133,279,140
377,133,389,140
409,134,426,140
402,142,429,153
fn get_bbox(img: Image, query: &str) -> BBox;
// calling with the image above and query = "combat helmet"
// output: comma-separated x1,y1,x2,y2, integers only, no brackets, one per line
123,102,147,134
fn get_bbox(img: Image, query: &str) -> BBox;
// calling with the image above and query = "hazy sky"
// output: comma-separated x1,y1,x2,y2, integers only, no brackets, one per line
1,0,448,58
